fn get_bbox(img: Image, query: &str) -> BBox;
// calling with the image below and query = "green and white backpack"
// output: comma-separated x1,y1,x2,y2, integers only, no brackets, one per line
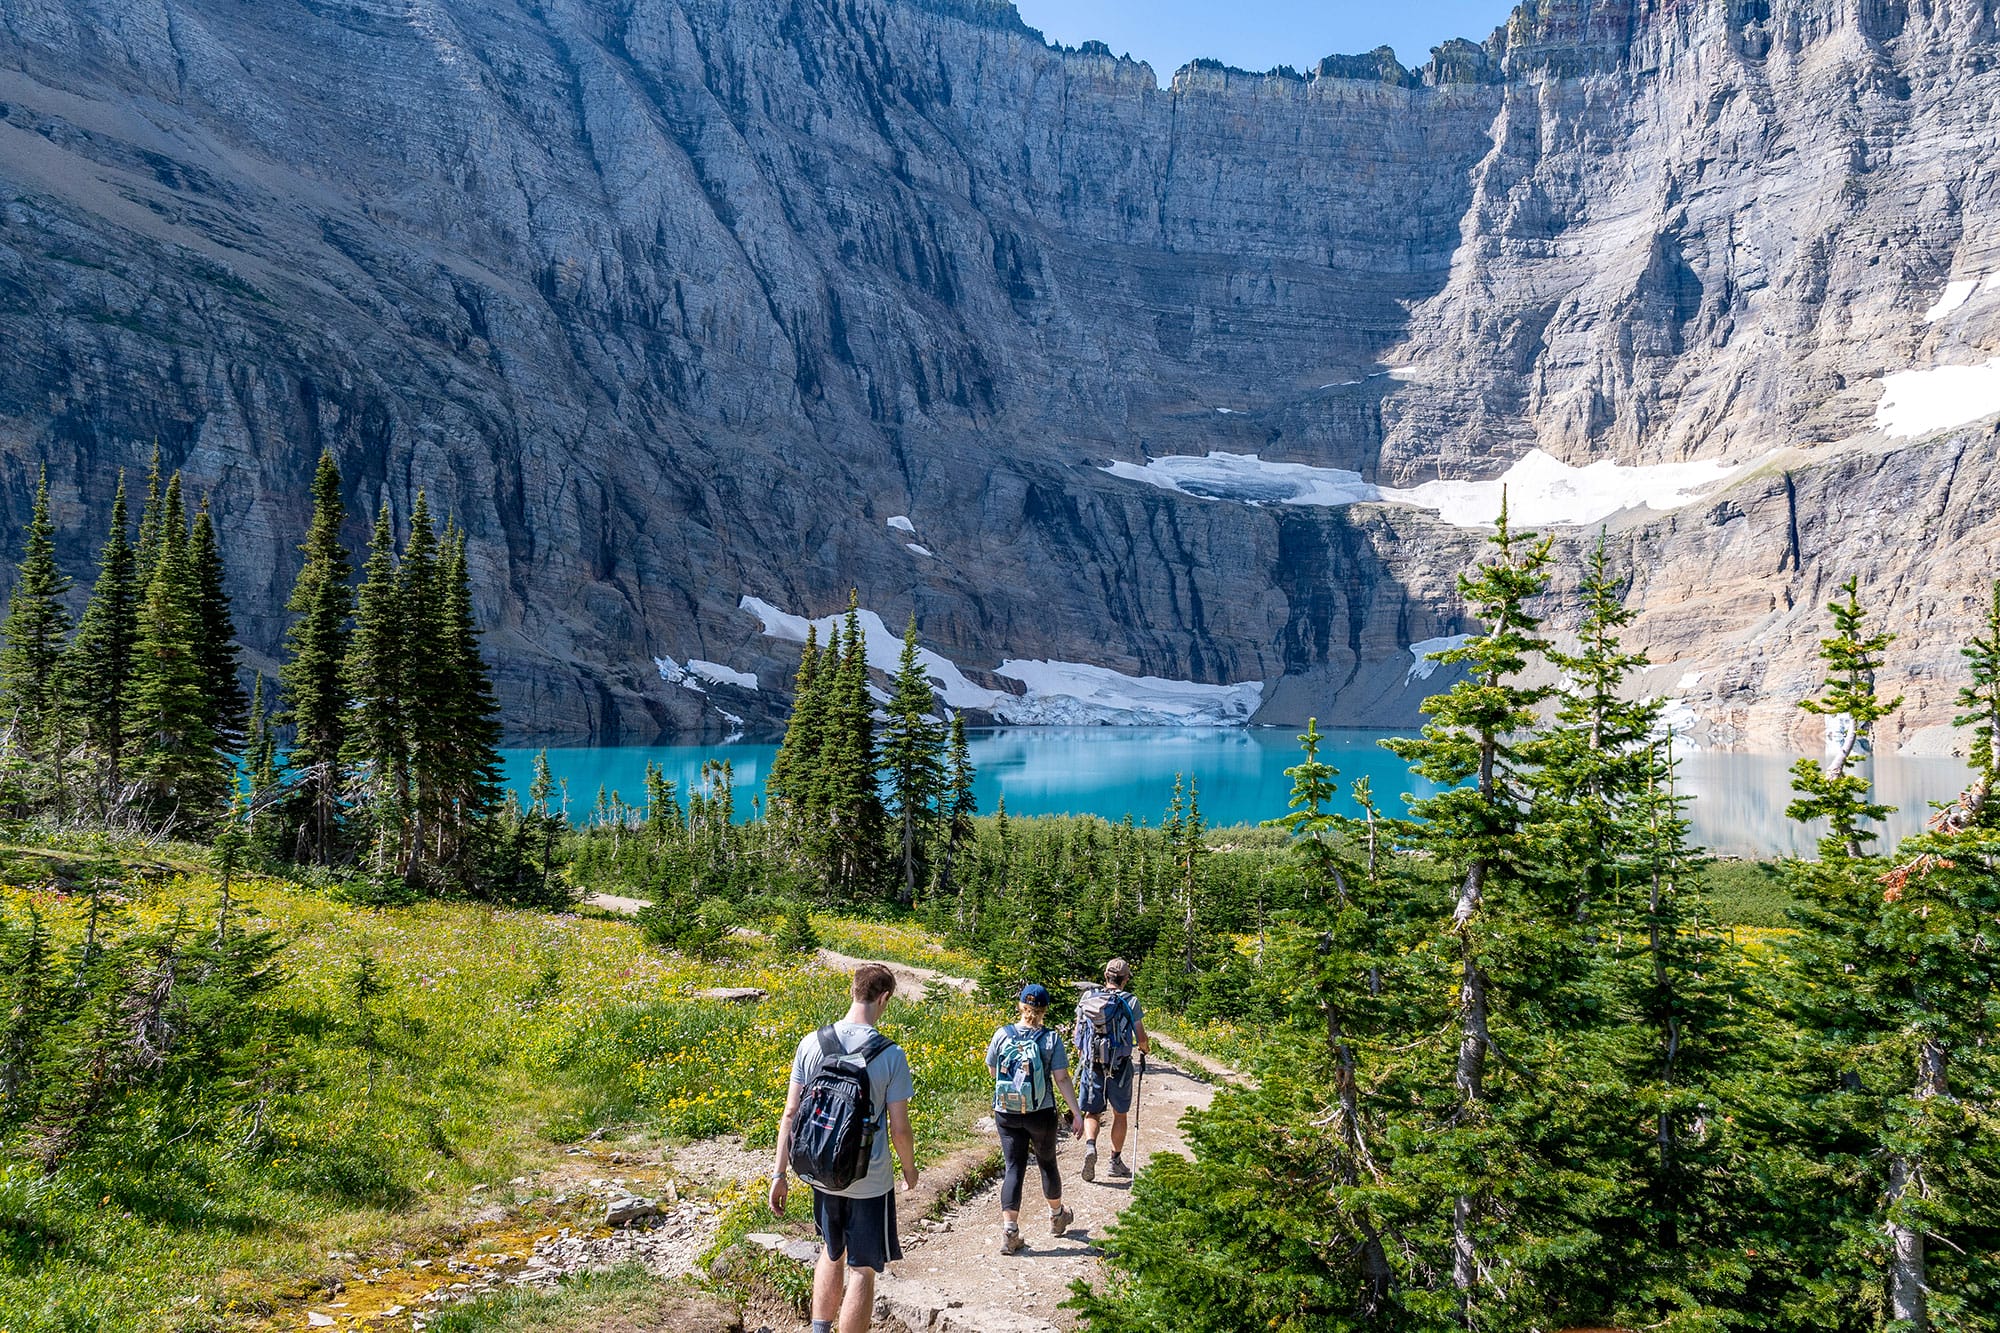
993,1025,1051,1115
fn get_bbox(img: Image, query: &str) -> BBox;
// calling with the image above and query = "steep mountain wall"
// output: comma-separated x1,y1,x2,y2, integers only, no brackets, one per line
0,0,1994,746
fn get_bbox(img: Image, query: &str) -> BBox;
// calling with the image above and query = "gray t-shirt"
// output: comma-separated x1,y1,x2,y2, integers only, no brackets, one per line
789,1020,915,1199
985,1023,1070,1113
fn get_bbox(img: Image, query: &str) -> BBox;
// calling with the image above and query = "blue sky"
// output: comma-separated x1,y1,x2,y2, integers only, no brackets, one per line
1009,0,1516,81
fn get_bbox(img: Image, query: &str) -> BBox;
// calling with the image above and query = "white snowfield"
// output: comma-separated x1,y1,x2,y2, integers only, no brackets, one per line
1406,635,1473,683
1875,357,2000,438
738,596,1263,726
654,656,759,692
1923,272,2000,323
1103,448,1746,529
886,515,916,534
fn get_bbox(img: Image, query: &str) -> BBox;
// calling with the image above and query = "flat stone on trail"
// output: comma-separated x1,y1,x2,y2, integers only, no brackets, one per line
604,1195,661,1227
744,1231,820,1263
696,987,767,1003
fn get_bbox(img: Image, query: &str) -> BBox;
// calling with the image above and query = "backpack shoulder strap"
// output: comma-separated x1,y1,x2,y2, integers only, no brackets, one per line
816,1025,844,1059
858,1032,897,1064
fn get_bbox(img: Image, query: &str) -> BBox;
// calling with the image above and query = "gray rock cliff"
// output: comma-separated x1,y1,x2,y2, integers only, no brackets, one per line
0,0,1993,746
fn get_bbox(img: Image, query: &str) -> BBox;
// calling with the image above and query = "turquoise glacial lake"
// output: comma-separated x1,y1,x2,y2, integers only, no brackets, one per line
499,728,1973,859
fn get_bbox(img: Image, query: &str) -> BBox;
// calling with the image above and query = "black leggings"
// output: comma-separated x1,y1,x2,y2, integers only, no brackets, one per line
996,1108,1062,1211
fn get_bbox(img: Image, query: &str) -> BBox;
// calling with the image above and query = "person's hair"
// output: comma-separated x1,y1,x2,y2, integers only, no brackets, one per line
1104,958,1132,989
1015,1000,1046,1028
852,964,897,1006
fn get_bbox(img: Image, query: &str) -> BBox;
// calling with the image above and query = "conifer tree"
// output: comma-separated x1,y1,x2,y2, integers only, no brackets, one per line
817,594,885,897
1531,534,1659,926
132,446,165,591
1786,577,1901,860
880,615,945,905
188,499,248,753
766,623,822,817
343,506,410,876
431,524,503,887
0,469,72,753
934,713,978,912
1950,578,2000,816
277,452,353,865
398,494,444,862
63,474,139,811
1383,498,1558,1322
127,475,228,824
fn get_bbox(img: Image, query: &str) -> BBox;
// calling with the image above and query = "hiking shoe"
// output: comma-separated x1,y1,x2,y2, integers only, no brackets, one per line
1109,1154,1132,1179
1001,1227,1026,1255
1081,1143,1098,1183
1050,1205,1074,1236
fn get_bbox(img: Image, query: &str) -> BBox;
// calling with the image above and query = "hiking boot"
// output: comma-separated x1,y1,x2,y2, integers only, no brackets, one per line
1109,1154,1132,1178
1001,1226,1026,1255
1050,1205,1074,1236
1081,1142,1098,1183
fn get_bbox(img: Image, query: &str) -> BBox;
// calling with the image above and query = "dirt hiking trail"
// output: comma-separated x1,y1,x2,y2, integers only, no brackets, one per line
582,893,1240,1331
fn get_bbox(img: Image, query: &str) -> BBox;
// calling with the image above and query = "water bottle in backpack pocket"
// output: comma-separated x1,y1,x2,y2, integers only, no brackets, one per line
992,1024,1050,1115
791,1026,896,1192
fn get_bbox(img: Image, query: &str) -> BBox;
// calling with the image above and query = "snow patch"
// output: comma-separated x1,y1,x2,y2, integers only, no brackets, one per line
1214,407,1242,414
1923,273,2000,322
1875,357,2000,438
1406,635,1473,684
1318,379,1362,389
990,659,1264,726
1103,448,1746,529
1674,670,1705,691
886,515,916,534
1654,698,1702,747
905,543,933,557
738,595,1263,726
690,660,757,691
654,656,704,693
657,655,758,692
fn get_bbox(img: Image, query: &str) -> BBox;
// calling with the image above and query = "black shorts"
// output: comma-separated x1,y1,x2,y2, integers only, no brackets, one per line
811,1187,902,1273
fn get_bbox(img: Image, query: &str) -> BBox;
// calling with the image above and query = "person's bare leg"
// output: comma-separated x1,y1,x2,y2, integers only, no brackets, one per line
1083,1113,1103,1144
839,1266,877,1333
812,1250,846,1324
1109,1110,1129,1155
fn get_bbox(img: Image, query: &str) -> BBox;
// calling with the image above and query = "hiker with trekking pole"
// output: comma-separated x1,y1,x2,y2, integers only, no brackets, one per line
1073,958,1151,1184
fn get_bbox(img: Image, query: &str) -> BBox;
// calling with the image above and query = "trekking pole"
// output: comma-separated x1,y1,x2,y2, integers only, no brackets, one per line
1136,1052,1149,1156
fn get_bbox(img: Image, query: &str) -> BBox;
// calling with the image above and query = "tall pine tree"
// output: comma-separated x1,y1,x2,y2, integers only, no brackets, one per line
127,475,228,825
343,505,410,877
1383,498,1561,1325
431,522,503,889
880,615,944,906
62,474,139,810
188,499,247,754
0,469,72,754
277,452,353,865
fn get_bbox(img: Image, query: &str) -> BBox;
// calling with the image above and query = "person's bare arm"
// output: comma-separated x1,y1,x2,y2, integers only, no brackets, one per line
1053,1068,1082,1126
1133,1018,1153,1054
769,1080,803,1215
887,1101,918,1190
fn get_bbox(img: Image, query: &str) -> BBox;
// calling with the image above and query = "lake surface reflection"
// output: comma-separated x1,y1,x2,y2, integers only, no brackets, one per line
499,728,1971,859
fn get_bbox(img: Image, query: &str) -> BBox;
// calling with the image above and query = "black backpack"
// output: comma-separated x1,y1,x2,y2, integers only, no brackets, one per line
790,1026,897,1192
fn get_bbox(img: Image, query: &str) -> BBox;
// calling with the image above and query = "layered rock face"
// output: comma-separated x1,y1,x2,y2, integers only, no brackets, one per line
0,0,1994,745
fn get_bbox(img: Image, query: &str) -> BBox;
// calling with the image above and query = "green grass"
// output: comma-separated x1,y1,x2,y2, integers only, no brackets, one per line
0,850,1006,1333
1696,858,1800,929
809,914,984,979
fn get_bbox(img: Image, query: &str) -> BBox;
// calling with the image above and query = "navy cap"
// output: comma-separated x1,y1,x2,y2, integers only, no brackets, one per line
1018,983,1052,1006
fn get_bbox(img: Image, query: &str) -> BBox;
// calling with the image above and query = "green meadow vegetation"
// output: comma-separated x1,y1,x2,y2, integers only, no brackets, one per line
1,456,1996,1333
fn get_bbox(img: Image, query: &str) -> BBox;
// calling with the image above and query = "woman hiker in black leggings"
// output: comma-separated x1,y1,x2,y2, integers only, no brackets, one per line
985,983,1083,1255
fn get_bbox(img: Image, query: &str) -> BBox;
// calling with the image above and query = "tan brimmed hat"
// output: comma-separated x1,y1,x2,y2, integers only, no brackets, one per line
1105,958,1133,986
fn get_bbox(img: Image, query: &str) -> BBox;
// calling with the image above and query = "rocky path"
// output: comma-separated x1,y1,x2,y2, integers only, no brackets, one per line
580,894,1239,1331
870,1049,1219,1333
